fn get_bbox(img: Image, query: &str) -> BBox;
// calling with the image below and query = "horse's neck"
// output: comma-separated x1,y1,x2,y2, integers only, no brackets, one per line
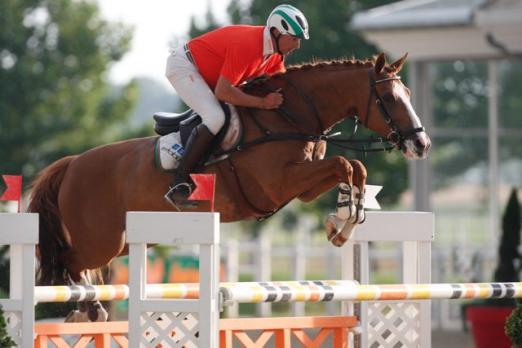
293,67,370,132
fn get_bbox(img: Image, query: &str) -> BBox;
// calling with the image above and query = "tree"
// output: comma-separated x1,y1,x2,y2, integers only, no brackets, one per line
493,188,521,283
0,0,138,180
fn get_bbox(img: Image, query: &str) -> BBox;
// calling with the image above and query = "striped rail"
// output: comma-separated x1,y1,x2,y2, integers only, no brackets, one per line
34,281,522,303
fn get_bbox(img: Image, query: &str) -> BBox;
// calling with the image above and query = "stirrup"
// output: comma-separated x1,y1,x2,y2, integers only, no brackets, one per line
164,183,196,209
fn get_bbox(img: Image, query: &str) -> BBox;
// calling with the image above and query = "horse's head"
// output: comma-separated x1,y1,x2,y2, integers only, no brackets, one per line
363,53,431,159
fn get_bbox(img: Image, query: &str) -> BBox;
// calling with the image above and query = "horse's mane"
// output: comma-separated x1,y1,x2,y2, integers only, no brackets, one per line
286,57,375,72
243,56,382,92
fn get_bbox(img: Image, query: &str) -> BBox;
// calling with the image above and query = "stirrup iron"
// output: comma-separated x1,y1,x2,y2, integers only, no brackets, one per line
164,182,195,209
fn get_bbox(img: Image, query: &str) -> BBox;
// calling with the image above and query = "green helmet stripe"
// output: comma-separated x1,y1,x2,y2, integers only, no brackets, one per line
273,9,304,38
278,4,299,11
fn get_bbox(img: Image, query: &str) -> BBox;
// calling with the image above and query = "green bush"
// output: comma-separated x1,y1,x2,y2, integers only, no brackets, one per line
0,305,16,348
506,302,522,347
462,188,521,330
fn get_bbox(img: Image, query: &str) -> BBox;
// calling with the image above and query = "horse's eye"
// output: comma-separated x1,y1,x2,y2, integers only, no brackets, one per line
381,94,395,103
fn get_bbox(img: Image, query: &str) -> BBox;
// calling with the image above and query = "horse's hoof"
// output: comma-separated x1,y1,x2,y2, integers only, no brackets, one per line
88,305,109,322
337,221,357,245
65,310,89,323
324,214,344,241
330,232,348,247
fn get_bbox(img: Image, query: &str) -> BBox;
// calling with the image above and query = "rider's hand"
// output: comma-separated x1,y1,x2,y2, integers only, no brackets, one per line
261,90,283,109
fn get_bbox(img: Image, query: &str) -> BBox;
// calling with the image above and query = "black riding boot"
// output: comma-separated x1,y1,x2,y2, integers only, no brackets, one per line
164,124,214,207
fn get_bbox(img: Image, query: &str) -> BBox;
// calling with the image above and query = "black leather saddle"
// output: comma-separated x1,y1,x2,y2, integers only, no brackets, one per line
153,104,231,148
153,109,195,135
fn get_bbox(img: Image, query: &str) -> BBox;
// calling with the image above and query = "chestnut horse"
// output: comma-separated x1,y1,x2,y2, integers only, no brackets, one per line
28,53,430,321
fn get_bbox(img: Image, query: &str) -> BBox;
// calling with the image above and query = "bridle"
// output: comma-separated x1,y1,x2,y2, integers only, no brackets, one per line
363,71,425,151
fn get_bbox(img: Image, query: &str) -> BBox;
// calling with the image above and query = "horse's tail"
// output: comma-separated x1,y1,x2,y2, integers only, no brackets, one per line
28,156,76,285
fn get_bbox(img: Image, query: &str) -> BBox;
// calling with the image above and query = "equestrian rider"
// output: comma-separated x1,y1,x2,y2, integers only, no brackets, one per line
164,4,309,207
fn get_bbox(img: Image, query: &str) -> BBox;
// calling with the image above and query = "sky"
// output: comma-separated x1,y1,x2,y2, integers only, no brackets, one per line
98,1,230,87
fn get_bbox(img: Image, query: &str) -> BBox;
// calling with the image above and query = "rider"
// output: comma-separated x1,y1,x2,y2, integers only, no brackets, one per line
164,4,309,207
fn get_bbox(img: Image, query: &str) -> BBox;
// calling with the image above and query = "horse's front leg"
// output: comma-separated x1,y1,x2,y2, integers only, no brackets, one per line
326,159,368,246
296,158,367,206
288,158,367,247
337,159,367,223
282,156,355,200
297,176,338,202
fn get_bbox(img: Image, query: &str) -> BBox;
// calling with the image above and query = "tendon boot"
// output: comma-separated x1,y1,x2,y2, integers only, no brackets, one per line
165,123,214,207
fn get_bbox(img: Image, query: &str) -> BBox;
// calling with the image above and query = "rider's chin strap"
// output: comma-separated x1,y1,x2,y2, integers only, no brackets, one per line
270,28,284,56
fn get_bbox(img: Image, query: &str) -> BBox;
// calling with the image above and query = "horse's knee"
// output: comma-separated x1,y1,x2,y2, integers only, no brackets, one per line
349,159,367,182
332,156,352,180
298,191,315,203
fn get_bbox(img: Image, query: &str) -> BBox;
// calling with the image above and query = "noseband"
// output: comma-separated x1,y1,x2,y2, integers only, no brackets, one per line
364,71,425,150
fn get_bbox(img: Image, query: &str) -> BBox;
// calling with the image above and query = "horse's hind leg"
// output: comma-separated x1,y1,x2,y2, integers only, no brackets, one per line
64,271,109,322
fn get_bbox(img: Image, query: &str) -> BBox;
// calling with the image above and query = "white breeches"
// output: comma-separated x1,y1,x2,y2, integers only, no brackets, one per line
165,45,225,135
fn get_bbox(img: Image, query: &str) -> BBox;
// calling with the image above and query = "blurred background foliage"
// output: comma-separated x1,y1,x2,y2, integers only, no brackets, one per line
0,0,144,180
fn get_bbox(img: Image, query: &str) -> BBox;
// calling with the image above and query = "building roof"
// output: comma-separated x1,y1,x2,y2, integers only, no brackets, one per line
350,0,522,60
352,0,486,30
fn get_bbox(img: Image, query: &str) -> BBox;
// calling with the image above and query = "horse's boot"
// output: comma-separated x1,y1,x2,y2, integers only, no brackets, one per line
165,123,214,208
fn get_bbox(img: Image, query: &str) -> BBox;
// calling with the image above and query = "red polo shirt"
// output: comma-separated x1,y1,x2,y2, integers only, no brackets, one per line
187,25,285,90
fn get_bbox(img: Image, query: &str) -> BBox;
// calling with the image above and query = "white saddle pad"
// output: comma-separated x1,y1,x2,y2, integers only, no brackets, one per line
155,105,241,171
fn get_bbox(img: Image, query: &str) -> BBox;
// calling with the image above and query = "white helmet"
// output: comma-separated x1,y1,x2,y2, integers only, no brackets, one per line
267,4,309,40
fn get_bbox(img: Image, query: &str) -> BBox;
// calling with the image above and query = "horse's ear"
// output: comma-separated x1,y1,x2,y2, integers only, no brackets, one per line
389,53,408,73
375,53,386,74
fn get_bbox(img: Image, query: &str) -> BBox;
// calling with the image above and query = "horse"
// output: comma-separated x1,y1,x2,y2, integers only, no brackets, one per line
28,53,431,321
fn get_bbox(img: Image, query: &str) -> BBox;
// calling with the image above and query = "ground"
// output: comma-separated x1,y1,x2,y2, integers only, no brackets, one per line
433,329,475,348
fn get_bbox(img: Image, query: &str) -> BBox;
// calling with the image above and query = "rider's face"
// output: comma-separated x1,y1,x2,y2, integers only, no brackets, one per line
278,35,301,56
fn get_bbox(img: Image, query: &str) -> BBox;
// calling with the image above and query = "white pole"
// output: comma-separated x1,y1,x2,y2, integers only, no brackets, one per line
224,240,239,317
256,232,272,317
126,212,220,348
292,226,306,316
488,60,500,247
1,213,38,347
128,241,147,348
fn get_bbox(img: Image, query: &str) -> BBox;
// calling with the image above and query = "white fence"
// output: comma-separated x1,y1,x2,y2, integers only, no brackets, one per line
221,215,493,330
0,211,435,347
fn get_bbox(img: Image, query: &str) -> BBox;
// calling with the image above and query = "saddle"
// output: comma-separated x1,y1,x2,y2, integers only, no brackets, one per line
152,103,242,170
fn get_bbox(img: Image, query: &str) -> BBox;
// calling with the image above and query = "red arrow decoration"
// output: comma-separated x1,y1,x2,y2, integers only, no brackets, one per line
188,174,216,211
1,175,22,212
